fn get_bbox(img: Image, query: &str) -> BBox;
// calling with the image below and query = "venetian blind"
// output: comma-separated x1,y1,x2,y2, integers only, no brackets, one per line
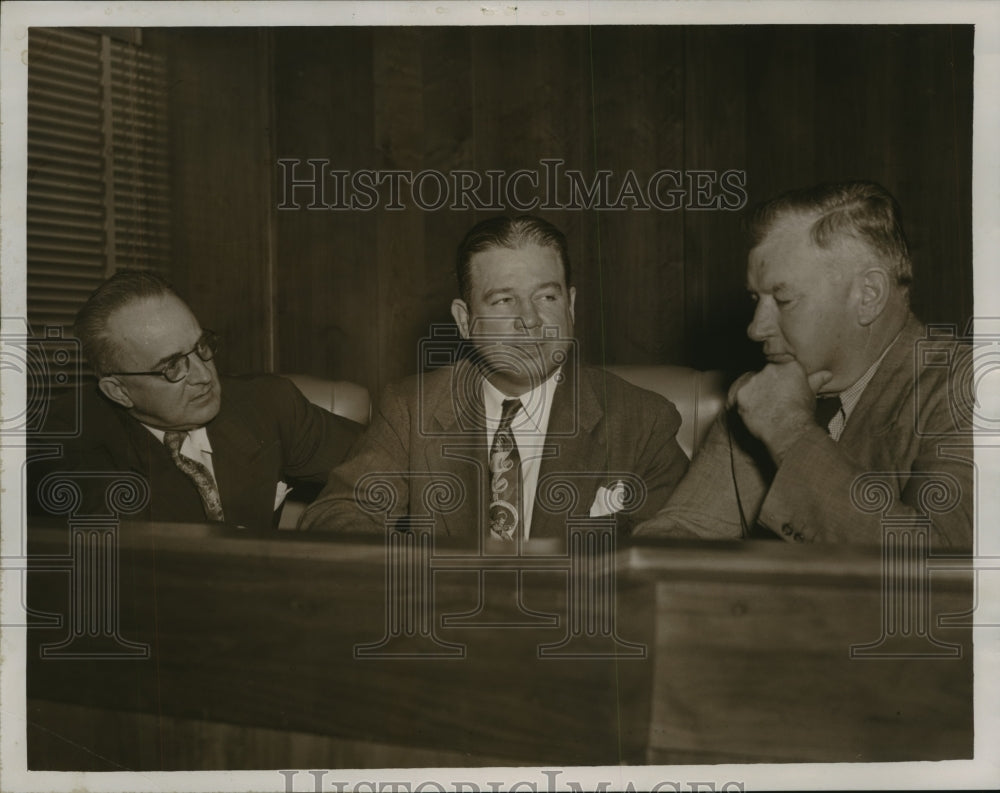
27,27,170,391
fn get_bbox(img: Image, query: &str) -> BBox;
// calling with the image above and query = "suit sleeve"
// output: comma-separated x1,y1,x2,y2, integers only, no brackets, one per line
297,381,411,532
272,376,363,482
624,390,690,527
758,382,973,548
632,411,747,540
27,390,140,518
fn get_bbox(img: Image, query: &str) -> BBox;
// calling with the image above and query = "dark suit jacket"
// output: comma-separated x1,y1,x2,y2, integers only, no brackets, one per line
635,315,973,547
299,360,689,542
29,375,361,529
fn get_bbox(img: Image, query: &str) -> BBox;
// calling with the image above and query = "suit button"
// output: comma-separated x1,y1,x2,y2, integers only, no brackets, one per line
792,532,804,543
781,523,793,536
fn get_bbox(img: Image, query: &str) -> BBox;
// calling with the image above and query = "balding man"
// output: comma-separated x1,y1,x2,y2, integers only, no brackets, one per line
32,270,360,528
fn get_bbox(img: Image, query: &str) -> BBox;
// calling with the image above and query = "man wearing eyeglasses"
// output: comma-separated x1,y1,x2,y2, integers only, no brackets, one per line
33,270,361,528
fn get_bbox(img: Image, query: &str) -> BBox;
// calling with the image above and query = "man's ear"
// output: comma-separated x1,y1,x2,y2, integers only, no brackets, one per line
856,267,892,326
568,285,576,324
451,298,471,338
98,376,134,409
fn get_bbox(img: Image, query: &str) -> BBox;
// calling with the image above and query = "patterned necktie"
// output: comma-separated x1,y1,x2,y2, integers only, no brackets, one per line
488,398,522,541
163,430,225,522
814,395,842,435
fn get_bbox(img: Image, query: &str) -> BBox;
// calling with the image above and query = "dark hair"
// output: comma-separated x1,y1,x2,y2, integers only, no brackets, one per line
746,181,913,288
75,269,178,376
455,215,572,303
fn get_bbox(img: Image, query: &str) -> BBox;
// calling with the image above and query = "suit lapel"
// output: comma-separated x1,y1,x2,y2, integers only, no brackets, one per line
206,395,273,526
531,365,606,539
427,360,488,538
838,315,921,457
117,409,207,520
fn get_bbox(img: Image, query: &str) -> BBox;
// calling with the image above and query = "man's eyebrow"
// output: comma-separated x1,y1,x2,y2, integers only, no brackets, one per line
745,281,789,294
150,334,200,368
150,349,186,369
482,287,515,301
533,281,563,293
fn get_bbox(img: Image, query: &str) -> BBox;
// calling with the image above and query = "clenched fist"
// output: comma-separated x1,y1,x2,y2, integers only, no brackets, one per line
728,361,833,464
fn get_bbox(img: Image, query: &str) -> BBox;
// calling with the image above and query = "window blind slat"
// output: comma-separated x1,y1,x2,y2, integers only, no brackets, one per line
28,26,171,395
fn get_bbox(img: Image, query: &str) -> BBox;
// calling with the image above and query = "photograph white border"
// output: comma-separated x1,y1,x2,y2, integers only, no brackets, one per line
2,2,998,791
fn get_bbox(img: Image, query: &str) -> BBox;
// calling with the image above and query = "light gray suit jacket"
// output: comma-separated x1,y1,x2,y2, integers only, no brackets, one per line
635,316,973,547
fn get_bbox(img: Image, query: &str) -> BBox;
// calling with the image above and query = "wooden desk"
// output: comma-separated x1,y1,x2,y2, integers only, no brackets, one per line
25,521,972,769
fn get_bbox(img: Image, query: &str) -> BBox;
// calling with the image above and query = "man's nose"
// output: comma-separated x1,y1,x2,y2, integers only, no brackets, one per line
515,301,542,332
186,352,213,383
746,300,774,342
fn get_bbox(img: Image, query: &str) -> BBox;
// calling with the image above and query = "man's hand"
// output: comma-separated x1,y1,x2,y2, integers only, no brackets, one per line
728,362,833,465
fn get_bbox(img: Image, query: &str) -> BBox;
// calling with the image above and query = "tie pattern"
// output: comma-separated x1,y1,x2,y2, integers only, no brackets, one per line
163,430,225,522
488,399,522,541
814,395,842,435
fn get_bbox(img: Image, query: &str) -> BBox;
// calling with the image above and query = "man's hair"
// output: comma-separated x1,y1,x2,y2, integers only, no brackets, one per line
746,181,913,288
75,269,178,376
455,215,572,303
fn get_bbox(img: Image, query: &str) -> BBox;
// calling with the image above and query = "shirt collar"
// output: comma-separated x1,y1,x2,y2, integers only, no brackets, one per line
834,327,901,421
143,424,214,454
482,368,561,434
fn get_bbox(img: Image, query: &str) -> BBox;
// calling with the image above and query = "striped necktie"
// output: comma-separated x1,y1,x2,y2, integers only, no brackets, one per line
163,430,225,522
488,399,522,541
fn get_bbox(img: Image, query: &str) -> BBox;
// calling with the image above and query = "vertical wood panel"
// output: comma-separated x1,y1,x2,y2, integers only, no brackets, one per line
813,26,972,330
154,25,972,394
744,27,817,199
148,29,274,374
420,27,475,365
372,28,426,395
273,27,378,388
590,26,686,366
683,27,753,374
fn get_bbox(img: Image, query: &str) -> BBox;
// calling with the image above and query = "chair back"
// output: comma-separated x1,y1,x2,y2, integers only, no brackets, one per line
605,364,727,459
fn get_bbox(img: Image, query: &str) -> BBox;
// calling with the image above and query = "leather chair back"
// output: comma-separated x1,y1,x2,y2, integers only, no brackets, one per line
606,365,727,459
278,375,370,529
278,366,725,529
284,374,372,425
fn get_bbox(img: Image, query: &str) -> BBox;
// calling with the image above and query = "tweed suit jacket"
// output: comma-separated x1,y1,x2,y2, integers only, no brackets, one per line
635,315,973,548
299,359,689,542
30,375,361,529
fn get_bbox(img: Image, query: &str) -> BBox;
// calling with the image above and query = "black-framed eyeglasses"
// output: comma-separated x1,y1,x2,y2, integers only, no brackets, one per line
106,330,219,383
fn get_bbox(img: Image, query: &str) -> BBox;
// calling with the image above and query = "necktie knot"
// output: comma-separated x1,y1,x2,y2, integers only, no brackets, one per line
499,398,522,428
163,430,187,453
814,396,842,433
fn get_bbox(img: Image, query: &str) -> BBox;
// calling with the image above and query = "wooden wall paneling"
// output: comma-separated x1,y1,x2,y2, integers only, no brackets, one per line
467,27,596,366
943,25,974,327
891,26,973,328
371,28,428,393
744,27,818,201
148,29,274,374
813,26,972,330
418,27,475,369
589,27,686,367
527,27,597,367
683,27,753,375
646,577,972,763
273,28,378,388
